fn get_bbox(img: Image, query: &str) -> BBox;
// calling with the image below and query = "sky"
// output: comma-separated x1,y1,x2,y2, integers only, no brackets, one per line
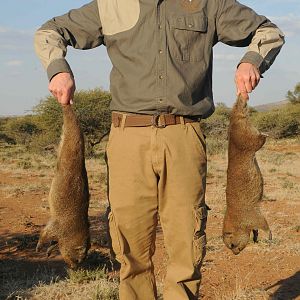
0,0,300,116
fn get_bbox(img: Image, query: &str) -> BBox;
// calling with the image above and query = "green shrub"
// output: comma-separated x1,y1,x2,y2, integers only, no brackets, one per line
2,86,299,159
287,82,300,104
0,133,16,144
206,137,227,155
201,102,230,138
4,115,41,145
32,88,111,156
251,104,300,138
201,103,230,155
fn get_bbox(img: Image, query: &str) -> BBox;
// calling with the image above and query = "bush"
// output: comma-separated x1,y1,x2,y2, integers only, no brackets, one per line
287,82,300,104
3,115,41,145
2,86,299,158
201,103,230,155
33,88,111,156
0,133,16,144
251,103,300,138
201,103,230,138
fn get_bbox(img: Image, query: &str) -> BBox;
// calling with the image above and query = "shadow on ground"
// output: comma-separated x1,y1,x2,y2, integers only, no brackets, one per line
267,271,300,300
0,258,67,299
0,214,117,300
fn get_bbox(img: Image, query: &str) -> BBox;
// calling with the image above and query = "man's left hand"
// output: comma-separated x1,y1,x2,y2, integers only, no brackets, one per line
235,63,260,100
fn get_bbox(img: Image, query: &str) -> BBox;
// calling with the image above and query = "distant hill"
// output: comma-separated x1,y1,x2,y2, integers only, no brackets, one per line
253,100,289,112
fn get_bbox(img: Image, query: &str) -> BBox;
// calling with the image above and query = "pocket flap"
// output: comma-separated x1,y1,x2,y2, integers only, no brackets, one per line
173,13,207,32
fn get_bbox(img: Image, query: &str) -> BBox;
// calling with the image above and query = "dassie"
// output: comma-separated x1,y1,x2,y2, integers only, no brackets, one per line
36,105,90,269
223,95,272,255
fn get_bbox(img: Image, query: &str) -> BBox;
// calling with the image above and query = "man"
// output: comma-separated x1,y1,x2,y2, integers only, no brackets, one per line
34,1,284,299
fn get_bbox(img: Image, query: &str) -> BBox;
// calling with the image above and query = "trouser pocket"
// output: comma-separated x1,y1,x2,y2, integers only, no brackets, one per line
108,210,125,264
188,122,206,157
193,205,208,267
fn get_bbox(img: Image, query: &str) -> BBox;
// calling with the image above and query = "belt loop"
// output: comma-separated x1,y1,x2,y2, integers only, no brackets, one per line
180,116,185,125
121,114,127,130
160,114,166,127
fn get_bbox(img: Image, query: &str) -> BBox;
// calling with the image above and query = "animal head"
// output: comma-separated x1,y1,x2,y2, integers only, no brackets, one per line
60,238,90,269
223,229,250,255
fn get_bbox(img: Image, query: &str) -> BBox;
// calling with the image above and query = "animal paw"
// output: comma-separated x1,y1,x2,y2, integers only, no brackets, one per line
268,230,273,240
46,241,59,257
253,229,259,243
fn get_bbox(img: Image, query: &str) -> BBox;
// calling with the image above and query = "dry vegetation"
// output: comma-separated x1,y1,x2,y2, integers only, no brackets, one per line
0,85,300,299
0,135,299,300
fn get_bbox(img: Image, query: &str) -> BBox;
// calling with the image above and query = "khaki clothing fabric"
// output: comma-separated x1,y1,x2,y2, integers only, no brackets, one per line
106,116,207,300
34,2,285,299
34,0,284,118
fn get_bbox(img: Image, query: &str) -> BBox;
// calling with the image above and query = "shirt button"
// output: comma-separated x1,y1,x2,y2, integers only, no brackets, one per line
159,99,163,103
188,24,194,28
159,49,163,54
159,75,163,79
158,24,162,29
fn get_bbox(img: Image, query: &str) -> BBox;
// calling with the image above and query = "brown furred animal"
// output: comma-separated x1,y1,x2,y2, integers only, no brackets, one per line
36,105,90,268
223,95,272,255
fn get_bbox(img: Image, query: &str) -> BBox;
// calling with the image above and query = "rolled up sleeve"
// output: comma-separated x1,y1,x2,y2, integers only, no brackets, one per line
216,0,284,74
34,0,104,81
239,24,285,74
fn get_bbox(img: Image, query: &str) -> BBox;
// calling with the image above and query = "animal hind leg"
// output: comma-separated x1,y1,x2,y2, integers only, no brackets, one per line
36,222,57,252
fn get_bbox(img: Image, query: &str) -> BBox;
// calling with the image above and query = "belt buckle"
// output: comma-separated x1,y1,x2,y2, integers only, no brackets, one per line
152,114,166,128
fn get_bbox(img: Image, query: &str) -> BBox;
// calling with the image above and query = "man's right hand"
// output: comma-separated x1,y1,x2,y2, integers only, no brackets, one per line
48,72,76,105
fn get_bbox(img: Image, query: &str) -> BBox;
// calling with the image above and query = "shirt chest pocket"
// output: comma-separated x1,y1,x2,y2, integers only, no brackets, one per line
169,12,208,62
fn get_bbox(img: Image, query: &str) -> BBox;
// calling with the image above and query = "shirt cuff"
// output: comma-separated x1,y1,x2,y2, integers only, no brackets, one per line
238,51,264,73
47,58,74,81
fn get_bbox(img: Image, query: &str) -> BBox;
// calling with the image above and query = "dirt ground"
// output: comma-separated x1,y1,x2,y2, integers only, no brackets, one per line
0,139,299,299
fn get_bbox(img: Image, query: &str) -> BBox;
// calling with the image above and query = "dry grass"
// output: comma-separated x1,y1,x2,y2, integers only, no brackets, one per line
212,271,271,300
213,286,270,300
7,277,119,300
1,137,299,300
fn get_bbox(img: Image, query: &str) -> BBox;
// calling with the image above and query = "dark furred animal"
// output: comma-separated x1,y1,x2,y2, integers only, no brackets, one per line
223,96,272,255
36,105,90,268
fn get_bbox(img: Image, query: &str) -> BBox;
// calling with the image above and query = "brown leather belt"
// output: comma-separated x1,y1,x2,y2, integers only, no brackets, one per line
112,112,200,128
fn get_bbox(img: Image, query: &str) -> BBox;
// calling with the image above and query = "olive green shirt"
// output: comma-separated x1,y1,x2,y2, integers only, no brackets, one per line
34,0,284,118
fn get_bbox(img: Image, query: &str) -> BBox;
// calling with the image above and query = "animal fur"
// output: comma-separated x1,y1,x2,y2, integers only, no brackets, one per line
223,95,272,255
36,105,90,268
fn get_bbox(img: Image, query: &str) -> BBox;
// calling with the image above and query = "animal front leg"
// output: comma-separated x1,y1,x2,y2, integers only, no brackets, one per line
46,241,59,257
36,222,57,252
253,229,258,243
252,213,272,242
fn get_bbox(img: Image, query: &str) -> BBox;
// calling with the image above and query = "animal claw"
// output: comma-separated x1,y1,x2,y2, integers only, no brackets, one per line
46,241,58,257
268,231,273,240
253,229,259,243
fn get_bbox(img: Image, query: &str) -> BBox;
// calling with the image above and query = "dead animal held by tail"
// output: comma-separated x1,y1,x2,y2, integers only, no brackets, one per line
36,105,90,269
223,95,272,255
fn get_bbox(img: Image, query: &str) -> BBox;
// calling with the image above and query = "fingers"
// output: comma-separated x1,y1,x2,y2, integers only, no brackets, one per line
235,63,261,100
48,72,76,106
60,88,74,106
237,89,249,101
49,85,74,106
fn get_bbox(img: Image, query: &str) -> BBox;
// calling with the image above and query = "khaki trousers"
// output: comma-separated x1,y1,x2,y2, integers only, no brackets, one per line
106,115,207,300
